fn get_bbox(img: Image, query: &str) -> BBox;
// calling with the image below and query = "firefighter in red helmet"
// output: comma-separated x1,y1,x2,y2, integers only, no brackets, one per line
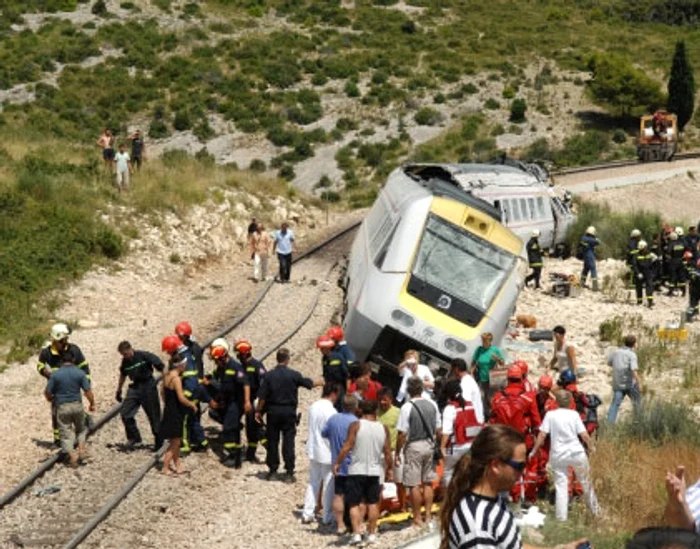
234,338,268,463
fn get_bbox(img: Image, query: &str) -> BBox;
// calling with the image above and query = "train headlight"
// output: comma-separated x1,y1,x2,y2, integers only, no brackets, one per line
444,337,467,354
391,309,415,328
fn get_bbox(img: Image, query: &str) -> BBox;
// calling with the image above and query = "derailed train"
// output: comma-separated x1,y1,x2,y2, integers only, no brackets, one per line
342,163,528,388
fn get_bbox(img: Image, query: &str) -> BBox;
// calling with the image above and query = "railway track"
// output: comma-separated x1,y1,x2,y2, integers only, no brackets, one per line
0,222,359,549
550,150,700,177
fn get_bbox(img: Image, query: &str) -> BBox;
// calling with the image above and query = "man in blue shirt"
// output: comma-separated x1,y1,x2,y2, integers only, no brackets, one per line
273,222,296,283
45,361,96,467
322,394,358,534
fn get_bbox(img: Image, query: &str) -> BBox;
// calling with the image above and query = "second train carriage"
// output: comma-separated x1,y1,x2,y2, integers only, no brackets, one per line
342,163,527,391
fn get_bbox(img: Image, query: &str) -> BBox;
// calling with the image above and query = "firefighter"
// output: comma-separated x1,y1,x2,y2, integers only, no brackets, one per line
175,321,204,378
687,259,700,321
317,334,349,412
326,326,357,378
525,229,543,290
579,226,600,291
37,323,91,446
234,338,267,463
210,340,249,468
627,229,642,287
162,334,210,453
633,240,656,308
650,233,664,291
666,230,687,296
686,226,699,261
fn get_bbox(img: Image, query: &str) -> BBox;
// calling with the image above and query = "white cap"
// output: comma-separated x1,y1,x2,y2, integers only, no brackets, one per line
630,229,641,238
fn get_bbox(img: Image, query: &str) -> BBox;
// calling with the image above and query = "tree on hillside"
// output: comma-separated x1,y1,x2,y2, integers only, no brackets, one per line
668,40,696,131
587,54,665,116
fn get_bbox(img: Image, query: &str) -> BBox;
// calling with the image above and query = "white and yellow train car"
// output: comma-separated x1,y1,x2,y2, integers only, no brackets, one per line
342,164,526,383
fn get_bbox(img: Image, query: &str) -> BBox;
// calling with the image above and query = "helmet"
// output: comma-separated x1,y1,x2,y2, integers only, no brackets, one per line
327,326,344,342
676,227,684,237
506,365,523,380
637,240,648,250
175,321,193,338
630,229,641,238
234,338,253,355
316,335,335,349
210,337,229,353
161,335,183,355
50,323,71,341
670,232,679,241
586,226,596,236
558,369,576,386
538,375,553,389
512,360,529,375
684,251,693,261
210,345,228,360
531,229,540,238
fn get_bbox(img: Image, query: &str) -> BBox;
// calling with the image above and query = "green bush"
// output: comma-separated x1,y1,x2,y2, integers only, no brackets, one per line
149,119,171,139
484,98,500,110
556,130,611,167
414,107,443,126
509,98,527,122
173,111,192,131
92,0,107,15
278,165,296,181
249,159,267,172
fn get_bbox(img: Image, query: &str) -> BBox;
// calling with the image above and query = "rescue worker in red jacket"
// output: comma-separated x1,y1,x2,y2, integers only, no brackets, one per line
234,338,267,463
37,323,91,446
513,360,535,393
534,374,556,498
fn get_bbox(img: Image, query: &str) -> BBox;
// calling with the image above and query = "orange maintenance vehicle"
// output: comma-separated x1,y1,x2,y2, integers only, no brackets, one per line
637,111,678,162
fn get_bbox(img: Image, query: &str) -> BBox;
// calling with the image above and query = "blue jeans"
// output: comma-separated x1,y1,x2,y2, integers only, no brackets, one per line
607,386,642,423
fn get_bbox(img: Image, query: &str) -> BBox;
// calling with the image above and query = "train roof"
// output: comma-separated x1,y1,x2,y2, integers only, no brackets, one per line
404,161,549,192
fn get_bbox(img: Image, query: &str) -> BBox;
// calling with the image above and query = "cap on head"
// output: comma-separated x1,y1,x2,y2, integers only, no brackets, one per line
234,338,252,355
175,321,192,338
316,335,335,349
637,240,648,250
538,375,553,389
507,365,523,380
327,326,344,342
50,323,71,342
531,229,540,238
162,335,183,355
630,229,641,238
586,226,596,236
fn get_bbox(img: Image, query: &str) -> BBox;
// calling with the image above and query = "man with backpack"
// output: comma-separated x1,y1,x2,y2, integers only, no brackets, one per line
489,365,541,503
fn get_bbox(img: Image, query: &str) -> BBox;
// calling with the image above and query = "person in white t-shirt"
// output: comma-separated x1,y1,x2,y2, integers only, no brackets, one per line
396,350,434,403
529,390,599,521
449,358,484,424
113,143,133,192
302,383,339,524
441,379,482,487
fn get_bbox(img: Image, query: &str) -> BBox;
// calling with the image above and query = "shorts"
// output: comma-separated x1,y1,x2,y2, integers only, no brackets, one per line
402,439,436,488
345,475,380,507
103,148,115,161
334,475,348,496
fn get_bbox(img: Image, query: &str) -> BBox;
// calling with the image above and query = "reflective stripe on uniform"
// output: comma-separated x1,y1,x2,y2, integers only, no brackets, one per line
182,370,198,378
223,442,243,449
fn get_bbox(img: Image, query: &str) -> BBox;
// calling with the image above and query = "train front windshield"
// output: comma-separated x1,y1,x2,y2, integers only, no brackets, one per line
409,214,516,325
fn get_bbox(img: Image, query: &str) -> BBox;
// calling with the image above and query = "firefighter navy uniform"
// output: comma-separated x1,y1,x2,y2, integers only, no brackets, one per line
633,247,655,308
525,236,543,289
119,350,164,447
241,356,267,462
322,349,349,412
667,238,687,295
214,356,249,468
177,345,210,453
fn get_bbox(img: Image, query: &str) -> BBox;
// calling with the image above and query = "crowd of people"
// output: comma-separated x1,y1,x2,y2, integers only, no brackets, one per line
525,223,700,314
34,311,670,548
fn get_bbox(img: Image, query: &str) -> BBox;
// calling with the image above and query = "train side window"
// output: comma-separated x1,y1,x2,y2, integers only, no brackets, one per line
536,197,546,217
527,198,536,219
520,198,529,220
494,200,507,222
374,222,399,269
510,199,521,222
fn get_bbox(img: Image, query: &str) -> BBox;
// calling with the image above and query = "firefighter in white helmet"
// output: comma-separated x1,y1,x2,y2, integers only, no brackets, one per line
579,227,600,290
37,323,91,446
525,229,543,290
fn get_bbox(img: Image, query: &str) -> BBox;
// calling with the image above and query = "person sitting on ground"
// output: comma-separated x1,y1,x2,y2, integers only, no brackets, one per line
160,356,198,476
439,424,588,549
529,390,599,522
334,399,392,546
550,325,578,375
45,360,96,468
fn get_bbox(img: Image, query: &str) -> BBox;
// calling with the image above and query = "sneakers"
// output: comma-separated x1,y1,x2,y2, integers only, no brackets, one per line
426,521,436,533
366,534,377,545
349,534,362,546
265,470,277,481
301,516,315,525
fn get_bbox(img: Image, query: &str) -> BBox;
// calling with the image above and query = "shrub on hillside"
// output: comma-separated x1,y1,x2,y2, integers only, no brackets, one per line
509,98,527,122
414,107,443,126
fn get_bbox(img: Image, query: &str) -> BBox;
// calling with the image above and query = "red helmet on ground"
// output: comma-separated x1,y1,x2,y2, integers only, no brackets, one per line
513,360,529,376
327,326,344,342
234,338,253,355
175,321,193,338
538,375,553,389
316,335,335,349
507,365,523,380
162,335,183,355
